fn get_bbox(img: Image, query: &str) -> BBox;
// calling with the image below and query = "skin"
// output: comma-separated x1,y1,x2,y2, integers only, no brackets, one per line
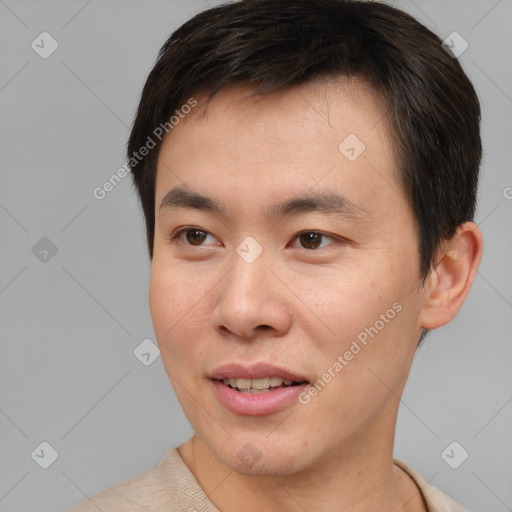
149,79,483,511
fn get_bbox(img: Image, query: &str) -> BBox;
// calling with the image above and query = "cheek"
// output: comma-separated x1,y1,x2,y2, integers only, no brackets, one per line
149,258,204,325
149,265,200,362
299,266,388,349
149,270,175,338
305,261,418,386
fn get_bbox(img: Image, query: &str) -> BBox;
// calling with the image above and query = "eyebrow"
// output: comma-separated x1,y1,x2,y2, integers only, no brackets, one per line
159,185,370,220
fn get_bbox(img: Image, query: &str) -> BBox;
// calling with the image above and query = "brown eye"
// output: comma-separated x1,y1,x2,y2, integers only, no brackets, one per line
299,232,324,249
185,229,207,245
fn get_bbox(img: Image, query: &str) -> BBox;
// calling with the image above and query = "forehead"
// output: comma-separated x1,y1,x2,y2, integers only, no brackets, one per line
155,79,405,223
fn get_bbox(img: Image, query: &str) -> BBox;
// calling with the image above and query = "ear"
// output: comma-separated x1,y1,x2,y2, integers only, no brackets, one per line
418,222,484,330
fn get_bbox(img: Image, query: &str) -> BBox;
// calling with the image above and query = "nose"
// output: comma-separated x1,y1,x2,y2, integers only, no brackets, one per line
212,245,292,340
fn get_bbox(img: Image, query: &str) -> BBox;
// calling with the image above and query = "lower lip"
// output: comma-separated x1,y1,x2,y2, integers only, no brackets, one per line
211,379,309,416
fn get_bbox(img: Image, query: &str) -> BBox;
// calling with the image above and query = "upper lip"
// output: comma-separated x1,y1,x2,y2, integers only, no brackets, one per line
210,363,309,382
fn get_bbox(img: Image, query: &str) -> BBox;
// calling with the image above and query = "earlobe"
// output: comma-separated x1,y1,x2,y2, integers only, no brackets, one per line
418,222,484,330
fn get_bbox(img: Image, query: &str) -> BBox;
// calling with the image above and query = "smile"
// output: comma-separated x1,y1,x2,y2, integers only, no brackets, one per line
220,377,306,393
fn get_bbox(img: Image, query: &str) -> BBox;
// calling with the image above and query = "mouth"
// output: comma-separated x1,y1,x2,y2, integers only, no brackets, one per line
209,363,310,415
217,377,308,394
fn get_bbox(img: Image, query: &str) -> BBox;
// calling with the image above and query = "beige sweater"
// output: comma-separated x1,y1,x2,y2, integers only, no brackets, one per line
67,448,469,511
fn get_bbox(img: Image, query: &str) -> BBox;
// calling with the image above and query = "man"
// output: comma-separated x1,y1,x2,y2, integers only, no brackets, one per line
69,0,483,510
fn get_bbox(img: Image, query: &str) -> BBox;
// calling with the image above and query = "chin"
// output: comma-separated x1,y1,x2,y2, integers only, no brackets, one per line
207,433,313,477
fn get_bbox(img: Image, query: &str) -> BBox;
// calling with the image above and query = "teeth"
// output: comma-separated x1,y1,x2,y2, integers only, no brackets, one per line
221,376,296,390
269,377,284,387
252,378,270,389
236,378,251,389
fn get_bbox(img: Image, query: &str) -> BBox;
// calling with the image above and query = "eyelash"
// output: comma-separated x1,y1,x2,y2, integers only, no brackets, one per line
169,227,344,250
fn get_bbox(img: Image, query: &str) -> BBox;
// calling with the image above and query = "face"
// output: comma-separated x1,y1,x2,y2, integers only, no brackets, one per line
150,80,428,476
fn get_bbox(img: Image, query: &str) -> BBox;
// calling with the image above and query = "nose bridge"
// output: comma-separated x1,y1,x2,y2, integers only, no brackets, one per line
213,238,291,338
226,238,270,306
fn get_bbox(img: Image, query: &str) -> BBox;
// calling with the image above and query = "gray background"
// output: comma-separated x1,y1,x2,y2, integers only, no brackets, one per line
0,1,511,511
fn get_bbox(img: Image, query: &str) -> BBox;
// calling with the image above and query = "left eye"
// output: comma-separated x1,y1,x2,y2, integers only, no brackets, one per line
292,231,336,250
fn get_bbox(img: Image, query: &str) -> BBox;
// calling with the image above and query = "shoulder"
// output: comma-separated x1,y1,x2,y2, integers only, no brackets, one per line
394,459,471,512
66,447,217,512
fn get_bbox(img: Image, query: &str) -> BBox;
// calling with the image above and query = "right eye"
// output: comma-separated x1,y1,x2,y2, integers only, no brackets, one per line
171,227,220,247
